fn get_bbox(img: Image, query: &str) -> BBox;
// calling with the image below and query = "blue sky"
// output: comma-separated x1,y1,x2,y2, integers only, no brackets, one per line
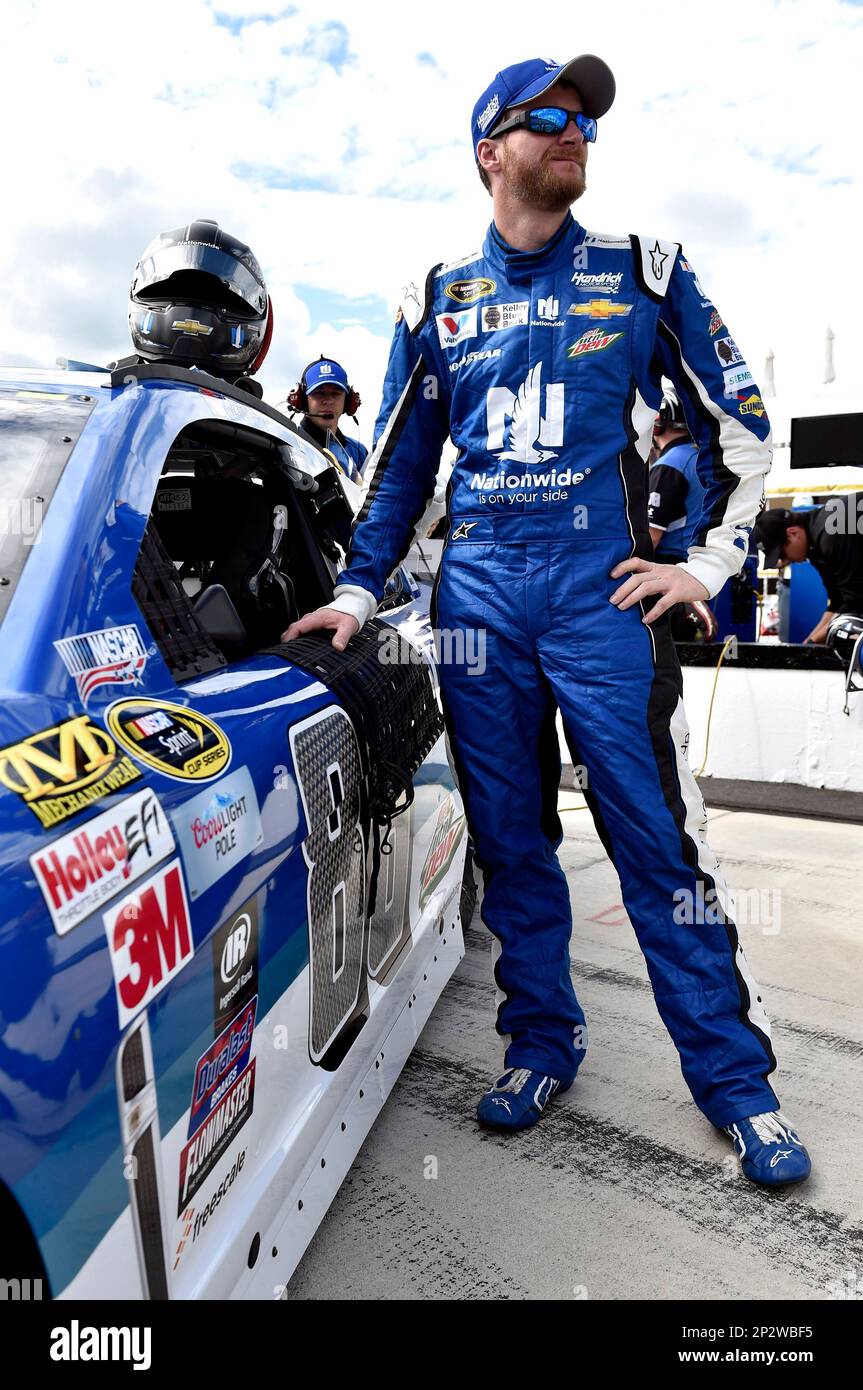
0,0,861,424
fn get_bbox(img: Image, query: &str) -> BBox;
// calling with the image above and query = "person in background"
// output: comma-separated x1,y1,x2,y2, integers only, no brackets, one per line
648,385,704,564
288,356,368,483
752,496,863,643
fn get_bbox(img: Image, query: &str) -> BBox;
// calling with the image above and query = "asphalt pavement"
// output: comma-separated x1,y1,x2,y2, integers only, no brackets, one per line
287,801,863,1301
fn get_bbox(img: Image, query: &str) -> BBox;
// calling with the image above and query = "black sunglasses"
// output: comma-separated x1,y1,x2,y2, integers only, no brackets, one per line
490,106,598,143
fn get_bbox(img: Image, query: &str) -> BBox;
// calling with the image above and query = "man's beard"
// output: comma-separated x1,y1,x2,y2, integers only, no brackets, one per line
500,147,586,212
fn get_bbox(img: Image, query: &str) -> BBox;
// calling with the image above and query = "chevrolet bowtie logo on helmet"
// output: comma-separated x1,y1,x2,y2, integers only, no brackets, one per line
171,320,214,335
127,218,273,382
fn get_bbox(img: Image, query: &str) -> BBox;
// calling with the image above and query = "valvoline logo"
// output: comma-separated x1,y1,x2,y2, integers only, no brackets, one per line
188,996,257,1138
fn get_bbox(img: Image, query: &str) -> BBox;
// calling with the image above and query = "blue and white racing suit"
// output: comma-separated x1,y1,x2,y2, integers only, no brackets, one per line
331,213,777,1126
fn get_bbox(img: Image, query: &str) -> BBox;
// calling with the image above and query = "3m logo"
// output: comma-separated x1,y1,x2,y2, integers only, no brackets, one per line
0,715,141,828
104,861,193,1027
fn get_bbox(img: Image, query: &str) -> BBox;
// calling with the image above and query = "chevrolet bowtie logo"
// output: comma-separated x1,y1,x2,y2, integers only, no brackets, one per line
171,319,213,335
570,300,633,319
451,521,479,540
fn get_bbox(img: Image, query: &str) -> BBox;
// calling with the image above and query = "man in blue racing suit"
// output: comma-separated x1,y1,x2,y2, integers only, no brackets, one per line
285,55,811,1187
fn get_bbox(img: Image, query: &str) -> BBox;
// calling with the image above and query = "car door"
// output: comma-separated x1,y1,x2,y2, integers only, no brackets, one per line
0,371,466,1300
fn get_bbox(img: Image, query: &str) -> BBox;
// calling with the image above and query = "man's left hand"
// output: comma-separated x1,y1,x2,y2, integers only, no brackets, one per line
609,558,710,625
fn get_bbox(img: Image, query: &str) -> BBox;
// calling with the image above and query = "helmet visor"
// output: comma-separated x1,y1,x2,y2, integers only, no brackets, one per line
132,241,266,317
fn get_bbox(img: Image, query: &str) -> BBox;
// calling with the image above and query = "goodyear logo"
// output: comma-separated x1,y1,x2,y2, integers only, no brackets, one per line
445,278,496,305
106,699,231,782
569,300,633,320
738,393,766,418
0,715,142,829
172,320,213,335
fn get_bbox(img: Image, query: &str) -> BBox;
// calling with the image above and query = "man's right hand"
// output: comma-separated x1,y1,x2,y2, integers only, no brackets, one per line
281,607,359,652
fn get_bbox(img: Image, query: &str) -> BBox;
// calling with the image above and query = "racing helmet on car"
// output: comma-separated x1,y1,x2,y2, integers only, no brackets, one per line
128,219,273,380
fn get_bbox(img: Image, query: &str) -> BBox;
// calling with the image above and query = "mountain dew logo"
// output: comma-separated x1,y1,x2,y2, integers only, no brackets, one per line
566,328,624,358
419,798,466,910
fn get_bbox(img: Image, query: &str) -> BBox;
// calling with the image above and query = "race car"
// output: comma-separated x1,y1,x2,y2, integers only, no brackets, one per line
0,361,470,1300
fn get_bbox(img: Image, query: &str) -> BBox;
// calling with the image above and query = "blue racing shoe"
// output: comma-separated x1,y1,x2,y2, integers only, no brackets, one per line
724,1111,812,1187
477,1067,571,1132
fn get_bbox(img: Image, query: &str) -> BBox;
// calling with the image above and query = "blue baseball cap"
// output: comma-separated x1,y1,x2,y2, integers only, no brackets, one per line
472,55,616,154
304,357,349,394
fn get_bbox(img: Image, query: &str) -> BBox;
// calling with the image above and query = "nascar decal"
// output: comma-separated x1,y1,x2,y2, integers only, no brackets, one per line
30,787,174,936
173,766,262,899
444,277,496,305
566,328,625,358
105,698,231,782
419,798,466,912
174,1149,246,1270
436,308,476,350
0,714,142,830
480,302,528,332
53,624,148,702
212,894,259,1032
567,299,632,320
177,1058,256,1213
188,996,257,1139
104,859,193,1028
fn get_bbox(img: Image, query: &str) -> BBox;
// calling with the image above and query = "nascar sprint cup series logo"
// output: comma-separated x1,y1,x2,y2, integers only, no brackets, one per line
105,699,231,782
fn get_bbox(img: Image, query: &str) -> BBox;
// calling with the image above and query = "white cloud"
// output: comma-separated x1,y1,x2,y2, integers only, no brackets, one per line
0,0,861,436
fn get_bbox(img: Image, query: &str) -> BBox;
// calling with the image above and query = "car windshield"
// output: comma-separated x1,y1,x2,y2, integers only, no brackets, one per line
0,387,97,624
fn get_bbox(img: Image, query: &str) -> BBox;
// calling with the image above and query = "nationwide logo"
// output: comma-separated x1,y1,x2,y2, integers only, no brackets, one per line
104,859,193,1028
0,715,142,829
486,362,564,463
470,464,589,492
436,307,477,350
536,296,560,320
30,787,174,936
708,310,724,336
172,320,213,335
566,328,625,357
568,299,632,320
105,698,231,782
54,624,148,702
188,997,257,1138
419,798,466,911
738,393,766,418
571,270,624,293
444,277,496,305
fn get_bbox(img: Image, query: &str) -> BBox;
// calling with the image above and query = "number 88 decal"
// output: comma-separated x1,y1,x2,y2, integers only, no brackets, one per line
290,706,411,1065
